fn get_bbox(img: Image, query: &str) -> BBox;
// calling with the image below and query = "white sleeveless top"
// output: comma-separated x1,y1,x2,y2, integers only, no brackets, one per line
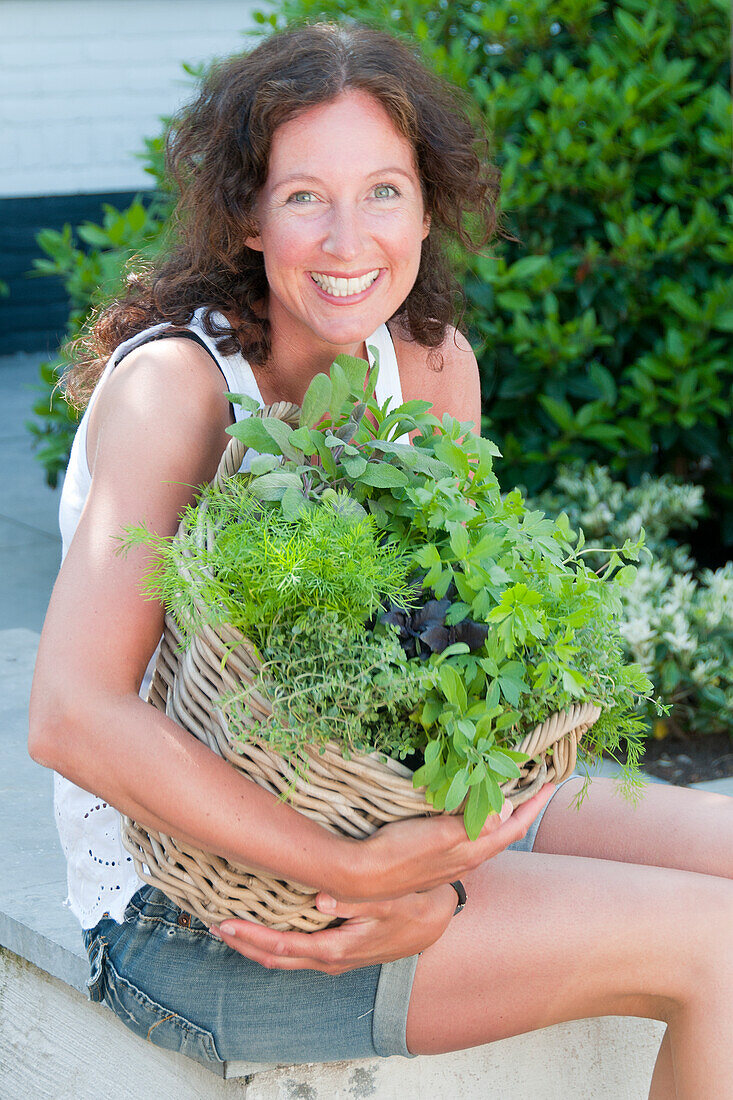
54,307,405,929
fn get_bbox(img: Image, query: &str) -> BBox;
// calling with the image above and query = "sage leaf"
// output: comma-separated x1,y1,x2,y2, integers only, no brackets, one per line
333,353,369,397
224,392,261,414
464,780,490,840
249,453,280,476
341,452,368,478
248,470,304,501
328,362,350,419
280,485,310,519
358,463,410,488
261,417,300,461
289,426,319,455
364,439,451,478
226,417,282,455
486,750,522,779
300,373,332,428
445,767,470,812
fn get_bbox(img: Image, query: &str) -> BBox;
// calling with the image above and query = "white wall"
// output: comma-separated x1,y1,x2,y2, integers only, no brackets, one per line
0,0,259,198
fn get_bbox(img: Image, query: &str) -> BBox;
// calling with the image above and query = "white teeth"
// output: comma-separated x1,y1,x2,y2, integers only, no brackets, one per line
310,269,380,296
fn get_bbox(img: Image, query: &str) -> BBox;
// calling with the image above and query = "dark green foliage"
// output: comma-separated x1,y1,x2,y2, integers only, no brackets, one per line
27,173,175,486
254,0,733,540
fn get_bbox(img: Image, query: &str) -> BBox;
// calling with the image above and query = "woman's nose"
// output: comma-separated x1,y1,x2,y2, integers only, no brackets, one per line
321,206,365,261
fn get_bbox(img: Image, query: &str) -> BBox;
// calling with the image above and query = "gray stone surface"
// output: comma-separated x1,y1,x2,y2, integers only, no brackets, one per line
690,775,733,795
0,629,89,993
0,352,63,632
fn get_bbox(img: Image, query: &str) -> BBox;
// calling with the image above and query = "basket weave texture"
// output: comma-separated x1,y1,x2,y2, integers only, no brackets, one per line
121,403,601,931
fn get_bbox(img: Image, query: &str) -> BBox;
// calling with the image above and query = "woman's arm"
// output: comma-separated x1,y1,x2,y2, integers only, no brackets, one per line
28,340,355,892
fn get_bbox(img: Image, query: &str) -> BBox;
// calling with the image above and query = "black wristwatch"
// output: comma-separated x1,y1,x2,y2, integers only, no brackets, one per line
450,880,466,916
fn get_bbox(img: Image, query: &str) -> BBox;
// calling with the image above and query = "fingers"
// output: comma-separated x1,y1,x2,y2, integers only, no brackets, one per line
209,909,370,974
314,892,389,923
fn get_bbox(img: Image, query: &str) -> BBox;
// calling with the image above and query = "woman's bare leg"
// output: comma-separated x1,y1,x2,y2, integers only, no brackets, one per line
406,781,733,1099
535,776,732,1097
534,775,732,880
648,1029,675,1100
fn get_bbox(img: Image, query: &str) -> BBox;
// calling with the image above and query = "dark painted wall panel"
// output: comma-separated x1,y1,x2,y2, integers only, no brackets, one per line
0,191,153,357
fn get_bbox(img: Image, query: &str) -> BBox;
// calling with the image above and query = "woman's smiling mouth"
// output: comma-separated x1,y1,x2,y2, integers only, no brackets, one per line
309,268,382,299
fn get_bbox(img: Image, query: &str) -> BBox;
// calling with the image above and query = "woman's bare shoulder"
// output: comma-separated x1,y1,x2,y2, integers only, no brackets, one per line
86,336,233,481
388,322,481,429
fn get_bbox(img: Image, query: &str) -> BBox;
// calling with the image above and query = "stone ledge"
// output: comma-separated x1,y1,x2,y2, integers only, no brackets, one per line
2,945,666,1099
0,628,270,1080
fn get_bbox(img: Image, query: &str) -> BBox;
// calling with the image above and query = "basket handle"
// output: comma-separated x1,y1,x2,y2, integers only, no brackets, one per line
211,400,301,490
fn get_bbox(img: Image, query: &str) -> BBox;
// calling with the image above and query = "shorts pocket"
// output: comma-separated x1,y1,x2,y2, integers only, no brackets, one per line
84,934,108,1003
102,953,221,1065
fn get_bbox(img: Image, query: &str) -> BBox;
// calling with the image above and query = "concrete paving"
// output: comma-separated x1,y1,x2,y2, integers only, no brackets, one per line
0,352,62,633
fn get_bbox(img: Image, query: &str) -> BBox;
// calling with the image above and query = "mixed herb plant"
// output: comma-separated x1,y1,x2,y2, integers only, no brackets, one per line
125,352,661,838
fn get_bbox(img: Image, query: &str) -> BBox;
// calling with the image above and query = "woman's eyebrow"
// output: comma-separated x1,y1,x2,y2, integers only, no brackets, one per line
272,167,416,190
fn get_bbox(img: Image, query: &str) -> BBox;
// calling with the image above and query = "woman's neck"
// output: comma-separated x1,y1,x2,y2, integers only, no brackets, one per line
254,317,372,408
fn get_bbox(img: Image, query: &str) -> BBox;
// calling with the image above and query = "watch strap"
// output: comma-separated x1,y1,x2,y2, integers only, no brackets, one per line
450,879,466,916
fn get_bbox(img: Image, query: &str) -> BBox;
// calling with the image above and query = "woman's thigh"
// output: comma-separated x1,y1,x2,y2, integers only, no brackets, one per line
406,846,732,1055
534,775,732,879
406,775,733,1055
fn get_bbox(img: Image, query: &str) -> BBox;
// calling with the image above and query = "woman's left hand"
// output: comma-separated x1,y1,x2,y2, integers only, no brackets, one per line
208,884,457,974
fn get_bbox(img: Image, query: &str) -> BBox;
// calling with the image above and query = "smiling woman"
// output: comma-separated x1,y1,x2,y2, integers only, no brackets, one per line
27,20,733,1096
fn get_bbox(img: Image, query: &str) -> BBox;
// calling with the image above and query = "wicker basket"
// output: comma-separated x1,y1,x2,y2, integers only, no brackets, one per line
121,403,601,931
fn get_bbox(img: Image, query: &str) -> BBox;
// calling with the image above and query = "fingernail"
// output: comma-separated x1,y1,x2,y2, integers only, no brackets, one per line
319,894,336,911
209,926,222,939
219,922,235,936
500,799,514,822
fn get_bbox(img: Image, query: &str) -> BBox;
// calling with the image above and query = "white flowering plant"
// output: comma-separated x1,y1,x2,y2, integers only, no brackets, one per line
531,464,733,740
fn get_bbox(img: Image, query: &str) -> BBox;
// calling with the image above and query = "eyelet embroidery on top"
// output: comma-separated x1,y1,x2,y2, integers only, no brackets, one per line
54,773,145,927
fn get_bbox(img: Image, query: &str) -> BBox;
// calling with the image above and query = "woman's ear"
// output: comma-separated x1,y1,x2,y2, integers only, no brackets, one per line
245,231,264,253
422,212,431,240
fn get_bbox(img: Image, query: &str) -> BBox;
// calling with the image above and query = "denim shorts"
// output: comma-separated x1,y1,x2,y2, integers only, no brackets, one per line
81,773,583,1066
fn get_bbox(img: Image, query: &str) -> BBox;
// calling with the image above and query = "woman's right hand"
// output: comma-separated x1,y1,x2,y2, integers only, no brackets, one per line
339,782,556,902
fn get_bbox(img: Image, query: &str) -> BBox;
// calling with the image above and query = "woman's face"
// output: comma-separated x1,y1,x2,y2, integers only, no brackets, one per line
246,89,430,357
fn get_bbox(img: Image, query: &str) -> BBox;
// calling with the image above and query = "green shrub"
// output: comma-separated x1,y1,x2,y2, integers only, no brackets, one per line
27,197,171,485
531,464,733,740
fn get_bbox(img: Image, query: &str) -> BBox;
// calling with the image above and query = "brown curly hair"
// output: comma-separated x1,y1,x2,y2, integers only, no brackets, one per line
64,21,505,407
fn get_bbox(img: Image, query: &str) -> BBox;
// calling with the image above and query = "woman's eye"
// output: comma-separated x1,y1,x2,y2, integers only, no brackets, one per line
289,191,317,204
373,184,399,199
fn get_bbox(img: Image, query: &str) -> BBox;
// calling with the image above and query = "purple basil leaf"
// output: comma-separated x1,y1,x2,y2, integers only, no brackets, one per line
454,620,490,651
412,598,451,630
419,624,451,652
